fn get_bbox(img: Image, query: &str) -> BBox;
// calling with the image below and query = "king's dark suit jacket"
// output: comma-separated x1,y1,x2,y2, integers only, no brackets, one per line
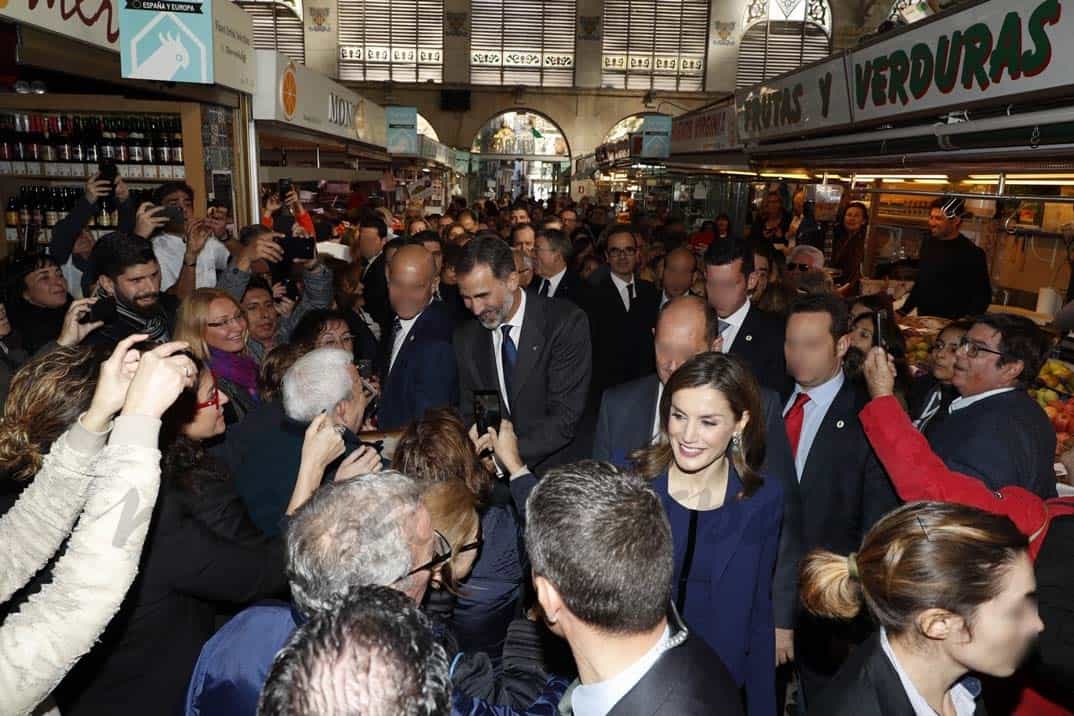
592,373,805,631
726,302,793,395
454,294,591,474
377,300,459,431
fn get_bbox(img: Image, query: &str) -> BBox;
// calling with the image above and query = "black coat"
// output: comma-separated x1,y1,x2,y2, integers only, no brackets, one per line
926,389,1058,500
592,374,804,631
604,609,744,716
7,295,70,354
377,300,459,431
726,303,792,396
361,252,390,331
55,474,286,715
584,274,659,400
813,632,987,716
455,293,591,474
528,268,587,306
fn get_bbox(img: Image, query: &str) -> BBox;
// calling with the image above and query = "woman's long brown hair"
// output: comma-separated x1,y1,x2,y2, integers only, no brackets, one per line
630,352,766,499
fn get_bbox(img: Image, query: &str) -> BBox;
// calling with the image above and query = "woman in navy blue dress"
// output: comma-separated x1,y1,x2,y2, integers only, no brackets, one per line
631,351,783,716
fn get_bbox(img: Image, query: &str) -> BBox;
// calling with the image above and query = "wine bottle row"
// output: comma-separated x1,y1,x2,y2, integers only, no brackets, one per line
0,113,187,180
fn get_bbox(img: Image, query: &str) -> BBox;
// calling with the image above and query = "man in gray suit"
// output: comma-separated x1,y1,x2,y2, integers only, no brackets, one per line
594,295,804,666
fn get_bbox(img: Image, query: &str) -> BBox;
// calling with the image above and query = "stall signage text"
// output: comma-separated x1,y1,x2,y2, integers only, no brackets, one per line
0,0,119,49
735,57,851,141
671,103,737,153
849,0,1067,121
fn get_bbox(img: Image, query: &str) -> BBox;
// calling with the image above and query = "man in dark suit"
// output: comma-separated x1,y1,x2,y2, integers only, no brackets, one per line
593,295,805,668
783,293,900,704
925,313,1057,499
377,245,458,431
531,228,586,305
586,223,659,401
526,461,743,716
704,237,791,395
357,215,390,330
454,237,591,474
412,230,465,324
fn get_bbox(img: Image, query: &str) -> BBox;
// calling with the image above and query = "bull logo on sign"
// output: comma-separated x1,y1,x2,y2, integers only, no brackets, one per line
578,16,601,40
309,7,330,32
713,21,736,45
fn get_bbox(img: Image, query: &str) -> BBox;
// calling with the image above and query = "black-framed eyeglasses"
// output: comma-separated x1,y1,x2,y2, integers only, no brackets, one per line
403,530,452,578
957,336,1009,360
607,247,637,259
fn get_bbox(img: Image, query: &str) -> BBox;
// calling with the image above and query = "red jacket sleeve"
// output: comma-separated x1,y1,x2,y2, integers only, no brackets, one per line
261,211,314,235
859,396,1048,540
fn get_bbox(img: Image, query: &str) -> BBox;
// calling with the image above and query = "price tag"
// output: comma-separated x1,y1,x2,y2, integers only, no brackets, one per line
174,165,186,179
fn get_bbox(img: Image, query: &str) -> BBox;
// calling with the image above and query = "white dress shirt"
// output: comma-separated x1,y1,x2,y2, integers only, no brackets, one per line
389,311,422,373
651,381,665,441
784,370,845,480
609,272,634,312
719,298,752,352
492,288,527,412
570,626,671,716
948,387,1015,413
153,233,230,292
659,290,673,310
880,628,979,716
544,266,567,297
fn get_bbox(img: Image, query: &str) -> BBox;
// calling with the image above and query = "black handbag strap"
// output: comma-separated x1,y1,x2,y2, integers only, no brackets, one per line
675,509,700,614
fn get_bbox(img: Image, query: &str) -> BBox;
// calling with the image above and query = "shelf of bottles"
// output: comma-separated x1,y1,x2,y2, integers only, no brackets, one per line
0,113,186,181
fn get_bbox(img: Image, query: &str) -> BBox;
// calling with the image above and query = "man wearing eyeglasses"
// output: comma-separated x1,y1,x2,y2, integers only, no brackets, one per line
585,223,659,402
924,313,1057,499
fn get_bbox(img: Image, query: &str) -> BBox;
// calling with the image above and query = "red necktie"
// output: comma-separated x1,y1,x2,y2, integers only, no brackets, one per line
785,392,812,458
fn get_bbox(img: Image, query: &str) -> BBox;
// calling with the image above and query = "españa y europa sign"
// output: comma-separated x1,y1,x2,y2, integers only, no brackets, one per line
848,0,1066,122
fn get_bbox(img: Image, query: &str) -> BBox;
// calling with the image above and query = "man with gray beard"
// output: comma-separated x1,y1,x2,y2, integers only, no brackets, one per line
454,236,592,474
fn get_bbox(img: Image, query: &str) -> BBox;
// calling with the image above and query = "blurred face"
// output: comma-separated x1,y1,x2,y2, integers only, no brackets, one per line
751,253,771,297
183,370,229,440
112,261,162,313
606,231,638,280
22,264,68,308
513,226,536,255
716,217,730,235
952,323,1022,397
654,309,709,385
849,315,876,355
448,226,468,245
843,206,867,234
534,236,563,277
388,249,436,321
421,240,443,273
358,226,385,260
316,319,354,355
459,213,477,233
705,260,755,318
786,311,849,388
241,287,278,344
666,386,748,474
931,326,966,383
408,219,429,235
942,552,1042,678
458,264,518,330
161,189,194,223
560,210,578,233
510,208,530,226
929,207,961,240
662,251,695,299
514,252,534,288
438,215,454,229
764,194,783,219
205,297,247,354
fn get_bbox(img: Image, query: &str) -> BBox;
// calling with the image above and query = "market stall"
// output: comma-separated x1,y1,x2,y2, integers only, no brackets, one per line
469,110,570,203
0,0,257,255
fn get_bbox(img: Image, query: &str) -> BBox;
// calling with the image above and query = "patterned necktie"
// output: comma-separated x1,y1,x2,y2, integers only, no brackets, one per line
785,392,812,458
500,324,518,398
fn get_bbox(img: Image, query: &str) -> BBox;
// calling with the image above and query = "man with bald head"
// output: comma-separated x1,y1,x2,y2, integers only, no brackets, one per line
660,246,698,308
377,244,459,430
593,295,805,666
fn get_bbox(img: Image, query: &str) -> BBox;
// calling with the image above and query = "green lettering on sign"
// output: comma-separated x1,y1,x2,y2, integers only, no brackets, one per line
989,12,1024,84
909,42,934,99
1023,0,1061,77
888,49,911,105
935,32,963,93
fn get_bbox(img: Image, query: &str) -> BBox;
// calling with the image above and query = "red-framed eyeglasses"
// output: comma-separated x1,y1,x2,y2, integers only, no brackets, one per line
195,373,220,411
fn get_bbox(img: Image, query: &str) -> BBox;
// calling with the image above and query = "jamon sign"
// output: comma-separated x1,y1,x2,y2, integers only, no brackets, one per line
0,0,119,49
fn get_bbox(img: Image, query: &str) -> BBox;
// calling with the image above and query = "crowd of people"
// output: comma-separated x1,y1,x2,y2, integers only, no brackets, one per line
0,171,1070,716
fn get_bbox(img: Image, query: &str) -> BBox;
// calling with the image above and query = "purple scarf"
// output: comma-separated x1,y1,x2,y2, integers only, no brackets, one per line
209,347,260,399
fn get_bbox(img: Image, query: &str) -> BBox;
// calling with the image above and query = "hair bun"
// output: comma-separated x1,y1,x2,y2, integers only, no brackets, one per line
799,549,863,620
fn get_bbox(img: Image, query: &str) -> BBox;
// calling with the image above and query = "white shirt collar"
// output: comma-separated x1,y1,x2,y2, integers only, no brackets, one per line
609,272,634,292
546,266,568,295
503,286,526,331
723,297,751,327
949,386,1016,413
879,628,980,716
789,369,845,413
570,626,671,716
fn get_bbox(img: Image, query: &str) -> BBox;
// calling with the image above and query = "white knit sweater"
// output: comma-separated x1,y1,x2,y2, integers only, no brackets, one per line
0,415,163,716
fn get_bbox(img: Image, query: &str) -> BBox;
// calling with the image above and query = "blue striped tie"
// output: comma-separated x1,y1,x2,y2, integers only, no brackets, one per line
501,324,518,398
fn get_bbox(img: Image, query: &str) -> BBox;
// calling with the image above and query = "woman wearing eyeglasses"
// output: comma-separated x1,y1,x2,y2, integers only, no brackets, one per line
175,289,260,423
630,351,783,716
54,356,289,715
906,320,972,432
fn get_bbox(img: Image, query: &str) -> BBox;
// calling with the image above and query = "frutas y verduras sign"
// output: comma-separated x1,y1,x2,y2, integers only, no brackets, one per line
848,0,1066,121
734,57,852,142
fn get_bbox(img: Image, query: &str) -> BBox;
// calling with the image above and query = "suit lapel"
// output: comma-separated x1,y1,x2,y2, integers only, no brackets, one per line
732,304,757,351
800,382,854,490
704,469,748,585
511,297,544,402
